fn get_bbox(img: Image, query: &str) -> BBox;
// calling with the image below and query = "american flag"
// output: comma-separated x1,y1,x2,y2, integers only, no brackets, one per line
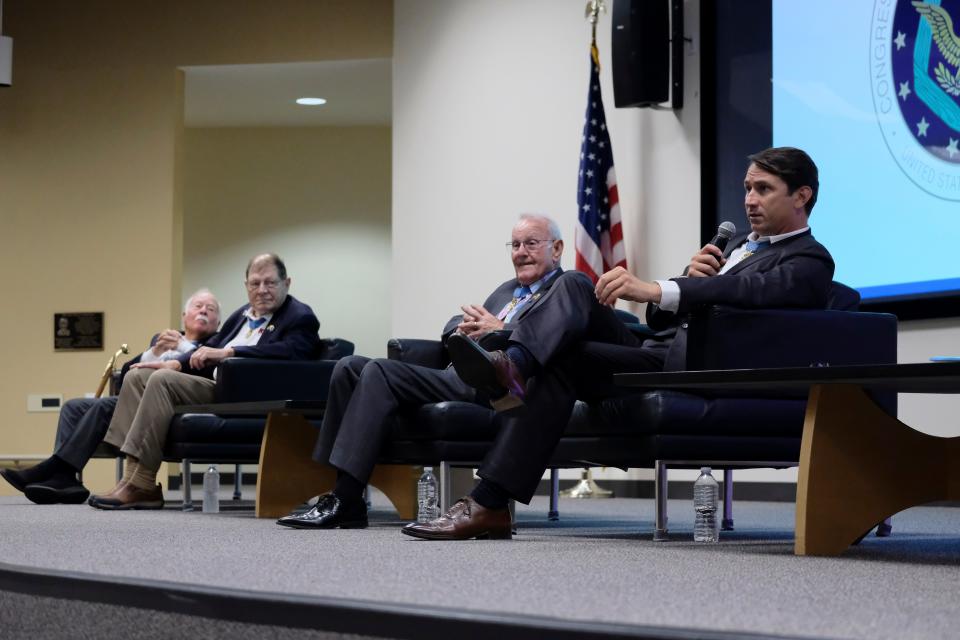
575,44,626,283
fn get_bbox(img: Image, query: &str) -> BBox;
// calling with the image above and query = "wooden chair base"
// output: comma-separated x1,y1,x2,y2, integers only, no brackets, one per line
255,410,420,520
796,384,960,556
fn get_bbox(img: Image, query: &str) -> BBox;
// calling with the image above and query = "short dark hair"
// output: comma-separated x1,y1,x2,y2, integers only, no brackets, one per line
246,253,288,280
747,147,819,215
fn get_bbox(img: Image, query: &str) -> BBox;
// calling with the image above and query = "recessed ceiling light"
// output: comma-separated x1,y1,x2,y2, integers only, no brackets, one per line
296,97,327,106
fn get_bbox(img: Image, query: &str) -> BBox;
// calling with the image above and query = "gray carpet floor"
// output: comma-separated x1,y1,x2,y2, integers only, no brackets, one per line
0,590,381,640
0,491,958,639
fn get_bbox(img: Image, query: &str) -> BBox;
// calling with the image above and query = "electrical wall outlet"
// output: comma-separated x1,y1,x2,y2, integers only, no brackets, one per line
27,394,63,412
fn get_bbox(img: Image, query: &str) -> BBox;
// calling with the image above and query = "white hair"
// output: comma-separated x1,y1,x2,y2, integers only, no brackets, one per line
184,288,220,313
518,213,562,241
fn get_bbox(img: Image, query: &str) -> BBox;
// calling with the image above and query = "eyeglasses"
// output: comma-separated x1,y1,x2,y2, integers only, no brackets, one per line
245,279,282,291
506,238,554,252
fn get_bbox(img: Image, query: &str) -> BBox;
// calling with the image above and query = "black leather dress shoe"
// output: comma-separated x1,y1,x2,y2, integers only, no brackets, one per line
24,475,90,505
0,469,30,493
276,492,368,529
401,496,512,540
447,333,526,411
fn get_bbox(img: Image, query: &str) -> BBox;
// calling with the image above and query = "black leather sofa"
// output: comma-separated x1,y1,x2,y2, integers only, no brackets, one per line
380,283,898,537
155,283,897,535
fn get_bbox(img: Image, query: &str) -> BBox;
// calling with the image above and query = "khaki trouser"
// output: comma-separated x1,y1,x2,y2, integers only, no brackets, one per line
103,368,216,471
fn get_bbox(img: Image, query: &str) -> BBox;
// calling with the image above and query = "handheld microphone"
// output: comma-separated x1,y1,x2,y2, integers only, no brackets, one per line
709,221,737,252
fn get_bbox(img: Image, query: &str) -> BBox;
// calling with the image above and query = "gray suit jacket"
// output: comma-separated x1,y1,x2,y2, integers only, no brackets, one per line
441,269,565,342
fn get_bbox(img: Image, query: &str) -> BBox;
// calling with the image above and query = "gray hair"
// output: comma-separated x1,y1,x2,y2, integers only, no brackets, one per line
246,253,288,280
518,213,563,241
184,288,220,314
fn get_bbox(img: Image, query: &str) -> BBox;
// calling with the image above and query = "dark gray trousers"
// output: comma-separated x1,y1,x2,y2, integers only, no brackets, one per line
315,272,669,504
476,271,668,503
53,396,119,471
313,356,477,486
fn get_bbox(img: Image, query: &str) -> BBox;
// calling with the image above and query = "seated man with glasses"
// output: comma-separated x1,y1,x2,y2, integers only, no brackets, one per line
275,213,615,530
87,252,321,510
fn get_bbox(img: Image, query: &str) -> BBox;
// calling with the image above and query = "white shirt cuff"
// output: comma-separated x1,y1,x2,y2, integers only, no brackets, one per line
655,279,681,313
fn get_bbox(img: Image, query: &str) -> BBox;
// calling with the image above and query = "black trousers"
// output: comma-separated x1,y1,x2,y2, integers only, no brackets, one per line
53,396,119,471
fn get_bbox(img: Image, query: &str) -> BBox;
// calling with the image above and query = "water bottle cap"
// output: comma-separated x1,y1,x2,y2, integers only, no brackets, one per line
208,464,217,471
700,466,711,474
423,466,433,472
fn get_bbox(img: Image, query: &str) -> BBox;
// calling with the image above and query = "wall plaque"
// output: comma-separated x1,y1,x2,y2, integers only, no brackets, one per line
54,312,104,350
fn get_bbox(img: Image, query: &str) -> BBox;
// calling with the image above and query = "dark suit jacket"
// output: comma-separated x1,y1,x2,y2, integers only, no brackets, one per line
645,230,834,370
177,294,321,378
441,269,565,342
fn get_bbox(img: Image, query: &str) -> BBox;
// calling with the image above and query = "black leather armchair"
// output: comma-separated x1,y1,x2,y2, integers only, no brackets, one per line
382,283,898,538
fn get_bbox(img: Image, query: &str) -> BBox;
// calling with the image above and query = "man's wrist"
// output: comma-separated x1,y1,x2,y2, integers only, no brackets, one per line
646,281,662,304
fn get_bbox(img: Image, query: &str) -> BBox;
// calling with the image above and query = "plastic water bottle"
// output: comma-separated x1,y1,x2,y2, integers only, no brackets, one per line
202,464,220,514
693,467,719,542
417,466,439,523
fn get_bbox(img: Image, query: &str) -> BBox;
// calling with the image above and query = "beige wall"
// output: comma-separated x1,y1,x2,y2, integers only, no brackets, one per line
0,0,392,494
182,127,391,357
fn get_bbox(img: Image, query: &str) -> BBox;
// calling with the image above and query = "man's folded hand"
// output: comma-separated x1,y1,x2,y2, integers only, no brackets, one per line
457,304,504,339
131,360,181,371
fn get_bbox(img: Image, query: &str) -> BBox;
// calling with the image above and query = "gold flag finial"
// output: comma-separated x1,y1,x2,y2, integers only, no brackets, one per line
585,0,607,45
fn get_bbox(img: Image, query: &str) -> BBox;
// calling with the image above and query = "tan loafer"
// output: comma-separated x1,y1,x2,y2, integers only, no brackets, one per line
89,483,164,510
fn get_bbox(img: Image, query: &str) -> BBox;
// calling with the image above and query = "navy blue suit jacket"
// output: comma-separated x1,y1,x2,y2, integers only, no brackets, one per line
645,230,834,370
177,294,321,378
647,230,834,328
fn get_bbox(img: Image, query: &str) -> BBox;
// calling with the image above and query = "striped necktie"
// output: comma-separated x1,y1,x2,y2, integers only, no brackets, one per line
497,285,532,321
245,316,268,337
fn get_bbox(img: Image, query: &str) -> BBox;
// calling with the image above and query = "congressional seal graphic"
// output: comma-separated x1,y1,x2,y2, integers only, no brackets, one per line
873,0,960,200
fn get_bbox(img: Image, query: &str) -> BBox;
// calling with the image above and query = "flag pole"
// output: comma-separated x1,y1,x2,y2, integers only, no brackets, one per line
564,0,616,502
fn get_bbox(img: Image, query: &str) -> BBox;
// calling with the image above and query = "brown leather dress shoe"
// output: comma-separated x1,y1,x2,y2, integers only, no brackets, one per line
447,333,526,411
88,479,128,506
89,483,164,510
401,497,511,540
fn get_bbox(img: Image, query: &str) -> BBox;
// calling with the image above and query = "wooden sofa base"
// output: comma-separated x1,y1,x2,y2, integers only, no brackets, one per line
255,409,420,519
796,384,960,556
